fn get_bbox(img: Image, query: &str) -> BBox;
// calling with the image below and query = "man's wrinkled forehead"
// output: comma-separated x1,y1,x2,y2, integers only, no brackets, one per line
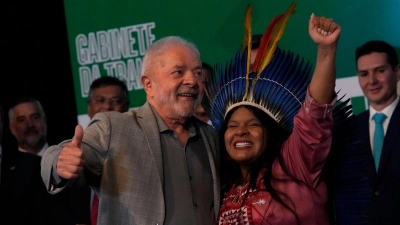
155,45,200,68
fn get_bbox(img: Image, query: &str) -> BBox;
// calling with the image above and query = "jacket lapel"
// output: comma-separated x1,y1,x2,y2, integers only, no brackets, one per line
378,101,400,176
198,123,220,217
358,111,377,180
137,102,164,183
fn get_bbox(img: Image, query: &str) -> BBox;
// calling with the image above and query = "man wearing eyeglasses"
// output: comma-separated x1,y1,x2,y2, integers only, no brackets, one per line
87,76,130,119
87,76,130,225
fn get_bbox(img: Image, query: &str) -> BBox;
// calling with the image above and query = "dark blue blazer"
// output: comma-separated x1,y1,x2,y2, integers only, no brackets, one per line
355,100,400,225
0,147,91,225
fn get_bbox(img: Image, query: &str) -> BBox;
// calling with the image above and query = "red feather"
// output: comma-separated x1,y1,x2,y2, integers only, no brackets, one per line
251,14,283,72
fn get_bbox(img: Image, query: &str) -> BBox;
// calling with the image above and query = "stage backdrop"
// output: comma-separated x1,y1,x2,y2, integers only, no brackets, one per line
63,0,400,128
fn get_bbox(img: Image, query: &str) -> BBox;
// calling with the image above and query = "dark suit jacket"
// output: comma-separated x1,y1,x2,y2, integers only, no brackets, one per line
355,100,400,225
0,146,91,225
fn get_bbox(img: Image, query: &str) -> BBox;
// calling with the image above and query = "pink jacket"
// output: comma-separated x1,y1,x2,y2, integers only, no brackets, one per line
218,90,336,225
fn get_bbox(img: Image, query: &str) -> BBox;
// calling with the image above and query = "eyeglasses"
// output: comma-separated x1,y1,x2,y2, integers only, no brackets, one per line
90,97,126,106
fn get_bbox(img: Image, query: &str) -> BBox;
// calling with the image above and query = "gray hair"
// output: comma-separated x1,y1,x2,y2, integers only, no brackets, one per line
8,97,46,123
141,36,200,75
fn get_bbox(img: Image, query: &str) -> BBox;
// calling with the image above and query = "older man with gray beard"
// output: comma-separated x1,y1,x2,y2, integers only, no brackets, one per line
41,36,220,225
0,97,90,225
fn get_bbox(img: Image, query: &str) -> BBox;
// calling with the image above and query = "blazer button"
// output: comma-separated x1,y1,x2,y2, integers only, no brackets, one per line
374,191,379,196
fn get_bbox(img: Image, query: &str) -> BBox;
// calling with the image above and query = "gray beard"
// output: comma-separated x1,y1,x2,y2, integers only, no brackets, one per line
24,134,46,149
155,83,203,118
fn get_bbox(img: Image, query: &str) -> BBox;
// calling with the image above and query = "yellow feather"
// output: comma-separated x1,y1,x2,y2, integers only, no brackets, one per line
245,1,296,100
242,4,252,100
258,1,296,76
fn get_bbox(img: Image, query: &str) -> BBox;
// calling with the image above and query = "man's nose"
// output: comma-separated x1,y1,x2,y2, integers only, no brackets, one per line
27,118,35,127
184,71,201,87
368,73,378,84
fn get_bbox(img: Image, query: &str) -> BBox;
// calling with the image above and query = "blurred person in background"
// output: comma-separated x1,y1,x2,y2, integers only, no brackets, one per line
0,97,90,225
87,76,130,119
195,62,213,126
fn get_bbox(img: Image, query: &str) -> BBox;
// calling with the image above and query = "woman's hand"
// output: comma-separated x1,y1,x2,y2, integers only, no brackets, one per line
309,13,341,47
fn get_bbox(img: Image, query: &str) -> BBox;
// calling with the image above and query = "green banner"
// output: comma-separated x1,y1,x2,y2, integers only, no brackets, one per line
63,0,400,127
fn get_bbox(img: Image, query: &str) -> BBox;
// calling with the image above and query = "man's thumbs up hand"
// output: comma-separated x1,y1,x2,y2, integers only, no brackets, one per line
57,125,86,179
71,124,83,148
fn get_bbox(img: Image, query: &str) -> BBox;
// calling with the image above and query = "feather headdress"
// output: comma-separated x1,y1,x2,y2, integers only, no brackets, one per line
204,1,305,132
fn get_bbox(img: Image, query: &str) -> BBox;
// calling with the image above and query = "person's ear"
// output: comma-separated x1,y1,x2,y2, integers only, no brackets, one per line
395,64,400,81
9,123,16,136
141,74,154,96
395,64,400,95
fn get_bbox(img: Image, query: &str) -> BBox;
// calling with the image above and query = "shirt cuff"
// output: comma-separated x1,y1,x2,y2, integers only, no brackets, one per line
303,87,337,119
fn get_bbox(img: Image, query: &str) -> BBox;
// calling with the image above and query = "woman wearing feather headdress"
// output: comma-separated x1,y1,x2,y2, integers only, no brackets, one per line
203,2,342,225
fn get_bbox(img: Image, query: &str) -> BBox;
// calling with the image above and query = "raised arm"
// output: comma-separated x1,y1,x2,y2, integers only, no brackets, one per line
308,13,341,104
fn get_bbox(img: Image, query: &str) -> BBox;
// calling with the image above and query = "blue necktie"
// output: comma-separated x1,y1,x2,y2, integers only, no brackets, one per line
372,113,387,172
